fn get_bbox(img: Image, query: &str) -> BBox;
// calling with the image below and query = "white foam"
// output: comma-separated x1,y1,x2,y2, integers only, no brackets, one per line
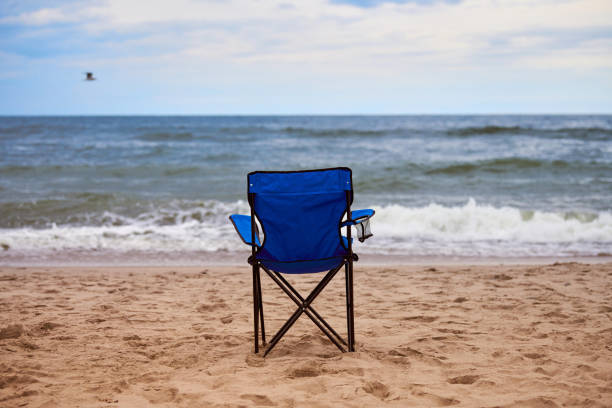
359,198,612,256
1,198,610,259
0,199,249,256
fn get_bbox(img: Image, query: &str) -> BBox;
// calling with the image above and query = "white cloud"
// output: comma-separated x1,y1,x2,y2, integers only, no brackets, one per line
1,6,80,25
2,0,612,76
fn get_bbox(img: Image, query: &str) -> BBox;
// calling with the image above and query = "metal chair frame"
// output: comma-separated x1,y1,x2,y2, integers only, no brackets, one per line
249,191,356,356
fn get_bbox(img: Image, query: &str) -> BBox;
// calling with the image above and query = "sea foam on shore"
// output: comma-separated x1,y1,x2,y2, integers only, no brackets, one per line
1,198,610,263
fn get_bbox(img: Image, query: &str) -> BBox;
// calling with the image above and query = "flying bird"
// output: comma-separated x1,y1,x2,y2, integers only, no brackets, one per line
84,72,96,81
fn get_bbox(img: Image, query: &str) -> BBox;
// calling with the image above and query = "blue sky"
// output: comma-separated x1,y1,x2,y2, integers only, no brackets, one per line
1,0,611,114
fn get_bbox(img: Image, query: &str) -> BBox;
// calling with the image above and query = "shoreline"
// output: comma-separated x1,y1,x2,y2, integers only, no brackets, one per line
2,252,611,267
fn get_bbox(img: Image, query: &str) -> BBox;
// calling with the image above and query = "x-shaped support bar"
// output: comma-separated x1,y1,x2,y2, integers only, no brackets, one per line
260,263,347,357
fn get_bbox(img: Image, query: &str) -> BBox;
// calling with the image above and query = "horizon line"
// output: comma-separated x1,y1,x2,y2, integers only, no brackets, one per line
1,112,611,117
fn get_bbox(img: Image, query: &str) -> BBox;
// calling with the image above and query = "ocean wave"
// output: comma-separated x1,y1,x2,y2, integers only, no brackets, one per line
0,199,610,259
281,127,388,137
425,158,574,175
0,163,244,180
0,165,40,175
218,126,392,138
0,196,246,229
7,123,609,144
368,199,610,243
0,199,249,256
214,124,612,139
218,124,612,140
137,132,195,141
353,158,610,181
0,123,76,139
448,125,524,136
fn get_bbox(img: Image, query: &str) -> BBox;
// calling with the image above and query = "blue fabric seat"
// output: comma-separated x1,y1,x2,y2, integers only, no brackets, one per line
229,168,374,356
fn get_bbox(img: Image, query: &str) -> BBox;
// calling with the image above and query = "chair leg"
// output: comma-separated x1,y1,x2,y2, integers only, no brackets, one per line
345,261,353,351
348,258,355,352
252,263,260,353
256,264,266,345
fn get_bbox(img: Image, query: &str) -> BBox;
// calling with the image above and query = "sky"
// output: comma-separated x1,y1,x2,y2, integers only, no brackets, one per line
0,0,611,114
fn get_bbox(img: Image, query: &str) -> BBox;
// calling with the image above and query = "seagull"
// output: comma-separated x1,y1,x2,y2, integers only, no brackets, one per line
84,72,96,81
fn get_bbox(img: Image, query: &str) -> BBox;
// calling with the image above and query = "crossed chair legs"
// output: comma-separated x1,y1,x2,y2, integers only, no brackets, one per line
251,260,356,356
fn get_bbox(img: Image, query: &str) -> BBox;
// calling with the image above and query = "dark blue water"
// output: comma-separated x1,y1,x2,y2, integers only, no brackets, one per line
1,115,611,261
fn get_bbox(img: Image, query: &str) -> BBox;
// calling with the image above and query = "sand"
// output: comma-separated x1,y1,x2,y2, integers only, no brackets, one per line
0,262,611,407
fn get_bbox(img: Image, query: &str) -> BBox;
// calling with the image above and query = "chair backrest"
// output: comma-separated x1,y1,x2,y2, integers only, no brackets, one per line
248,168,352,263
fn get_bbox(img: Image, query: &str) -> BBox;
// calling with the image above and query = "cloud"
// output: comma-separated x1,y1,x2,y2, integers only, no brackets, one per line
3,0,608,70
330,0,461,7
1,8,69,25
0,0,610,113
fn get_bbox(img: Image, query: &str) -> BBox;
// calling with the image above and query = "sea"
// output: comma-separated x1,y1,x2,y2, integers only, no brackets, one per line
1,115,611,265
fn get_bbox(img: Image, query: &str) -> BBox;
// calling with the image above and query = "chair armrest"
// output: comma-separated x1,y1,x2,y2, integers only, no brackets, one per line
229,214,261,247
341,208,374,242
341,208,375,227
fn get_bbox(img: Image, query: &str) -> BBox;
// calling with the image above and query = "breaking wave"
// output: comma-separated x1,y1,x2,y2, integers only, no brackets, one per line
0,199,610,261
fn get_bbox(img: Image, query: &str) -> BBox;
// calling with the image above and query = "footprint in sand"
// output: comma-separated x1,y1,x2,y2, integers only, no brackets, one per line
0,324,24,339
166,354,199,369
15,339,39,350
523,352,546,360
388,346,445,366
122,334,141,341
0,374,39,389
245,353,265,367
503,396,559,408
411,390,459,406
34,322,62,336
448,375,479,384
240,393,276,406
141,386,178,404
286,360,321,378
362,380,390,400
402,315,438,323
196,302,227,313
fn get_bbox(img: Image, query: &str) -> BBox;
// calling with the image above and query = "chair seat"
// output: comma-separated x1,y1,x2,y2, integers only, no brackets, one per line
260,257,345,274
258,236,352,274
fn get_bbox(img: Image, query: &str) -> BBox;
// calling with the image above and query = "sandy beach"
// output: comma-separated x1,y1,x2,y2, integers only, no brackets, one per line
1,262,611,407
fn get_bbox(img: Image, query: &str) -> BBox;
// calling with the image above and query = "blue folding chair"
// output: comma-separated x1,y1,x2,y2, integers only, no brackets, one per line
229,168,374,356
